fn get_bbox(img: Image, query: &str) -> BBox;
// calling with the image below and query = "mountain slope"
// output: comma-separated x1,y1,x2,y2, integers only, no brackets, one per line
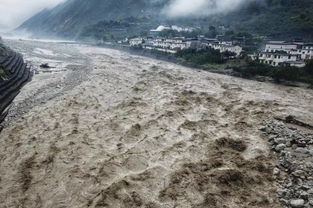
17,0,313,40
224,0,313,39
17,0,168,38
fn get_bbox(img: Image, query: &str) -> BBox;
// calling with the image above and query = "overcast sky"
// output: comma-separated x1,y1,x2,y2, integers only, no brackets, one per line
0,0,64,31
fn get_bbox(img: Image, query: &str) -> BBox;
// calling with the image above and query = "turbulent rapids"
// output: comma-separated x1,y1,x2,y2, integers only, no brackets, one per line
0,39,313,208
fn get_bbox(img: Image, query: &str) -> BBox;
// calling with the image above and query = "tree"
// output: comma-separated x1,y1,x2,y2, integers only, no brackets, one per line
305,60,313,75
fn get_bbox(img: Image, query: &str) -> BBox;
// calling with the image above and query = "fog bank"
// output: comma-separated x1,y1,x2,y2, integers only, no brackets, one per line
163,0,249,18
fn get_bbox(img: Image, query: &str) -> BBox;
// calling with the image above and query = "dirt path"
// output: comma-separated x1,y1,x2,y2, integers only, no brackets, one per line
0,41,313,208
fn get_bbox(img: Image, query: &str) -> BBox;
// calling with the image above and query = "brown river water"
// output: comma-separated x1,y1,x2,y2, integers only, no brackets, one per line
0,39,312,208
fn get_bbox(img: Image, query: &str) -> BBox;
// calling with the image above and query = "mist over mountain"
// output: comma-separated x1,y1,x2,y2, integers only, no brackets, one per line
162,0,250,18
17,0,313,40
17,0,168,38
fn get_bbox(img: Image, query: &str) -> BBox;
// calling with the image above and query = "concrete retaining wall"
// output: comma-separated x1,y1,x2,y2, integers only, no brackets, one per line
0,44,33,124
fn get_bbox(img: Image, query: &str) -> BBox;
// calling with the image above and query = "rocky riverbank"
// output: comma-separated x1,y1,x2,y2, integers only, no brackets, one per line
262,117,313,208
1,38,92,127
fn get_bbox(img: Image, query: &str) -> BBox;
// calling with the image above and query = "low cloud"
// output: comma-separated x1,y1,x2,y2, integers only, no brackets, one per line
0,0,64,31
163,0,248,18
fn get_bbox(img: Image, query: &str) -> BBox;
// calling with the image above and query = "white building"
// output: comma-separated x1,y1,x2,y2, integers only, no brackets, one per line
211,43,242,57
265,41,299,53
129,35,241,56
254,52,305,67
129,38,144,47
289,43,313,60
264,41,313,60
141,37,201,53
251,41,313,67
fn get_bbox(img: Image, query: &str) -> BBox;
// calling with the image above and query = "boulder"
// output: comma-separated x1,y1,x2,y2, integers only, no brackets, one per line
290,199,305,207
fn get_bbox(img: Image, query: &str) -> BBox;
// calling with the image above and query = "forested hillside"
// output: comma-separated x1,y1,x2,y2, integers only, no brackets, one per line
224,0,313,39
17,0,313,41
17,0,167,38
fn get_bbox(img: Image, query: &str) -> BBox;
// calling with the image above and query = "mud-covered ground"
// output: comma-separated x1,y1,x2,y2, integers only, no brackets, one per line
0,39,313,208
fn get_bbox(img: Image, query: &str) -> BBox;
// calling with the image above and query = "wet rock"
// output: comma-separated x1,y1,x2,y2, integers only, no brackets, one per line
295,148,310,155
273,167,280,176
293,170,307,179
40,63,51,68
259,125,267,131
263,119,313,208
275,144,286,152
290,199,305,207
277,188,287,196
274,137,287,144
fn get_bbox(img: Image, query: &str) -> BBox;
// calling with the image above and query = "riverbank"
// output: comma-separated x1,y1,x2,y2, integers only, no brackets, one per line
96,43,313,89
0,38,92,128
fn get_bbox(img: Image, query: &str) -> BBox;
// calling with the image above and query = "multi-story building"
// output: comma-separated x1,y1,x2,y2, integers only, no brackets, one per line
129,38,144,47
290,43,313,60
210,43,243,57
251,41,312,67
265,41,299,53
128,35,243,56
255,52,304,67
143,37,189,53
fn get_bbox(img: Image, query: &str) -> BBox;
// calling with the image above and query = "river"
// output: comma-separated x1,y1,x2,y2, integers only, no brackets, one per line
0,38,313,208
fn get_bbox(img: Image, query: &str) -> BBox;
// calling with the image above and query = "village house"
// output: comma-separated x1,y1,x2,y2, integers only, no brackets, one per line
128,36,205,53
129,38,144,47
210,42,243,57
254,52,305,67
264,41,313,60
141,37,187,53
265,41,299,53
251,41,312,67
290,43,313,60
128,35,243,56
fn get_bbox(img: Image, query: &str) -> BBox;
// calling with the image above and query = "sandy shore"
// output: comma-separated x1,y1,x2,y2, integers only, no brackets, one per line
0,40,313,208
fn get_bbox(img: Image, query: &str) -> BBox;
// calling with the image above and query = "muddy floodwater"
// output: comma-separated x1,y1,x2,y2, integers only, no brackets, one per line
0,39,313,208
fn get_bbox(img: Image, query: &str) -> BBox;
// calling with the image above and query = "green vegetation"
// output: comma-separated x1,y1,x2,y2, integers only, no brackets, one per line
227,0,313,40
0,47,7,80
305,60,313,76
0,48,6,56
174,48,313,85
0,67,7,80
233,59,313,84
176,48,236,65
79,17,152,41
